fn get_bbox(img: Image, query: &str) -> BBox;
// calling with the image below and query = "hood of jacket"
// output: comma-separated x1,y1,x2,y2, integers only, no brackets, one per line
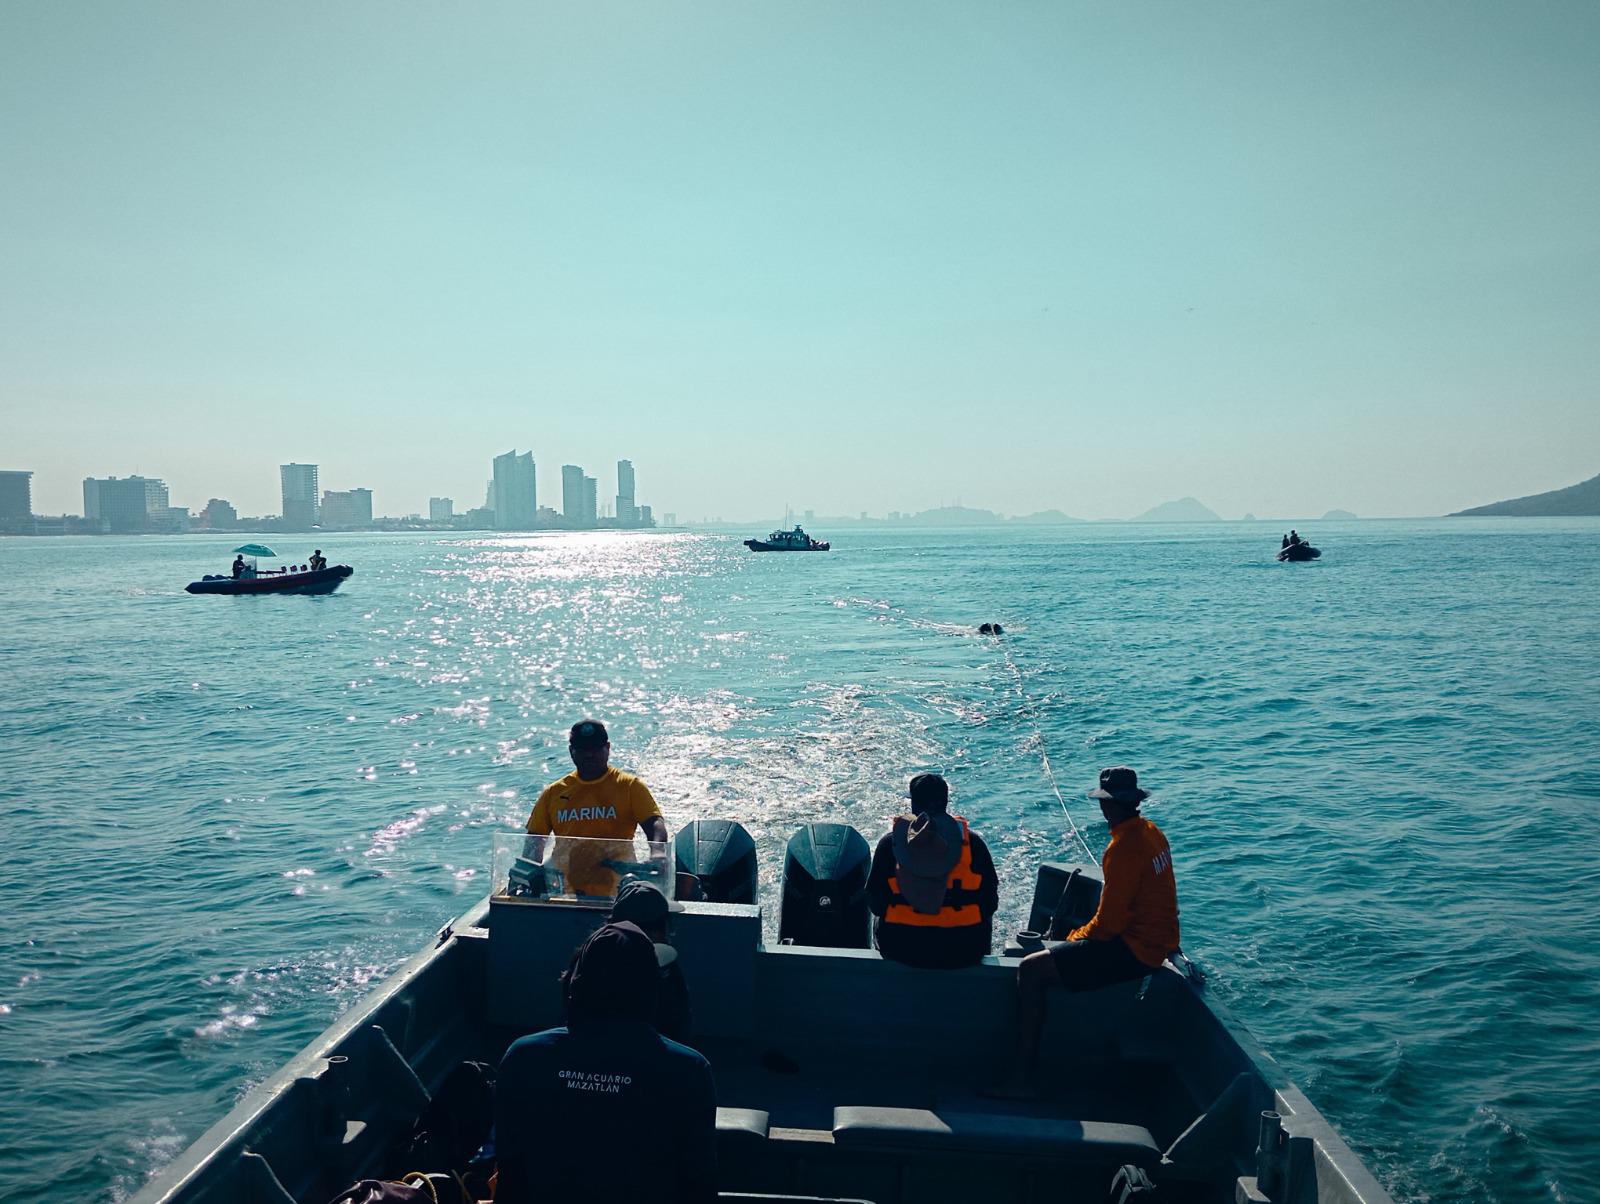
890,811,964,915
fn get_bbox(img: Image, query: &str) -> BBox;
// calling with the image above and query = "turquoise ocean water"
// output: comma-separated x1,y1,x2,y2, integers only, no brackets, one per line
1,523,1597,1203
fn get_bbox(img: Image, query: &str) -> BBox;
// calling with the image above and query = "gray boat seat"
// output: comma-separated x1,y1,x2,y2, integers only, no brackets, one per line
832,1106,1160,1166
718,1107,773,1143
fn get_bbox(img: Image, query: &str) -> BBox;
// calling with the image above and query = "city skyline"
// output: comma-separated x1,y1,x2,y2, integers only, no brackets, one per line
8,451,1600,530
4,4,1599,521
4,441,661,524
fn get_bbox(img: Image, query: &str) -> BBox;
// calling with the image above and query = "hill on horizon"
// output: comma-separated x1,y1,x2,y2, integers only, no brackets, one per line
1450,472,1600,516
1009,508,1083,524
1133,496,1223,522
1322,509,1358,520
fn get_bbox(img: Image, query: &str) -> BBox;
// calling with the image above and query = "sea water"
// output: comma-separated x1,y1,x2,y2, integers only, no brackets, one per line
1,522,1596,1203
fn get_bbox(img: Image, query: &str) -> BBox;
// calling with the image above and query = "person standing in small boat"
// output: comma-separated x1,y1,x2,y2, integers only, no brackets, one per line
308,549,326,571
527,720,670,896
992,766,1180,1098
231,554,245,579
866,773,999,969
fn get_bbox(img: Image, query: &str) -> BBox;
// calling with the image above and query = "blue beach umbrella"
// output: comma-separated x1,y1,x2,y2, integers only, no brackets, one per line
232,544,277,558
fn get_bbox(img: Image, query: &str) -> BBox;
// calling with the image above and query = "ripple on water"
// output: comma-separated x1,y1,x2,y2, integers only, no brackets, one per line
1,524,1597,1203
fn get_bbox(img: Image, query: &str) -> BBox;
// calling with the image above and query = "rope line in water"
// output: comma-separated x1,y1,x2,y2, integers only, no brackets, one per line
837,595,1099,862
996,640,1098,864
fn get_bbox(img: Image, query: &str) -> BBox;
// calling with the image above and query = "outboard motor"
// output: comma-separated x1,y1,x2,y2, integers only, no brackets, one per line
1027,861,1102,938
779,823,872,948
673,819,758,904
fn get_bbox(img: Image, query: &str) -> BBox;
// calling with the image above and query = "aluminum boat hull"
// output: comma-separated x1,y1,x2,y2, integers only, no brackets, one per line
131,861,1396,1204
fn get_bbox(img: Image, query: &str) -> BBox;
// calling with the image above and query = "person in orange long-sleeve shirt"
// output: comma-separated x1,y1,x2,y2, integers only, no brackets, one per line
991,766,1179,1098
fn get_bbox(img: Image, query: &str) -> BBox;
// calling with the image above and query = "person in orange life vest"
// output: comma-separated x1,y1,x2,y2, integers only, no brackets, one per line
991,766,1180,1099
526,720,670,896
865,773,999,969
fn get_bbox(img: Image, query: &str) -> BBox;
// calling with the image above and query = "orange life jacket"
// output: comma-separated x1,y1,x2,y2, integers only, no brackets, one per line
884,816,985,928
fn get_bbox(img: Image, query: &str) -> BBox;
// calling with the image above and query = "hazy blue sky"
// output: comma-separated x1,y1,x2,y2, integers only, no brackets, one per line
4,1,1598,520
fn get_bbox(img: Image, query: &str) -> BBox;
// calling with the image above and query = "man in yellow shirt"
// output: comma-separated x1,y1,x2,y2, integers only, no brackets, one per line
991,766,1180,1099
525,720,669,896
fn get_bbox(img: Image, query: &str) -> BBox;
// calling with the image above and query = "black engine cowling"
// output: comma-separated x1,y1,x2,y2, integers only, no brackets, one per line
779,823,872,948
673,819,758,904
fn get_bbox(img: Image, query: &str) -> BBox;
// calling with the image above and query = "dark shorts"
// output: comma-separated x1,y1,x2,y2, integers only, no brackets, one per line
1047,935,1154,992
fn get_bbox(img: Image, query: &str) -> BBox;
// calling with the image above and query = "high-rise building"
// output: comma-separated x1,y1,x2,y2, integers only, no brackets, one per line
280,463,319,529
429,497,453,522
637,504,654,527
199,499,238,530
615,459,636,525
321,488,373,528
492,450,536,529
83,475,169,532
0,470,33,528
558,466,599,528
561,464,585,526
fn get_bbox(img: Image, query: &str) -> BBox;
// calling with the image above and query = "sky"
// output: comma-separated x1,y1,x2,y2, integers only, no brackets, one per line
3,1,1598,521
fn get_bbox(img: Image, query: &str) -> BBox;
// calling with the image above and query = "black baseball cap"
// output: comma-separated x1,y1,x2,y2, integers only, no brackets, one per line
563,921,658,1022
610,878,683,927
1088,766,1150,804
569,719,609,747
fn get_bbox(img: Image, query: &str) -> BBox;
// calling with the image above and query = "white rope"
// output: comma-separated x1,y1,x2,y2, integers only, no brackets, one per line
997,642,1099,864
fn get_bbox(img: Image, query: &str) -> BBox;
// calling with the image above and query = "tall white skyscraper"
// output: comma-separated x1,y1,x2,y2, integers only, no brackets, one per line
615,459,636,525
280,463,319,529
492,450,536,529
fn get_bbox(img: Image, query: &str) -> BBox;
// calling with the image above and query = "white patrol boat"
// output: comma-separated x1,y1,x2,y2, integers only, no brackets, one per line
744,525,831,552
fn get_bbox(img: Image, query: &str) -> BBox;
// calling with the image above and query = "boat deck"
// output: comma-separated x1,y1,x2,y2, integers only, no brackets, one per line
132,883,1395,1204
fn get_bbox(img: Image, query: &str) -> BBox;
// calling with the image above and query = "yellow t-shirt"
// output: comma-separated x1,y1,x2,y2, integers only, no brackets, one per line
526,767,662,838
525,767,663,897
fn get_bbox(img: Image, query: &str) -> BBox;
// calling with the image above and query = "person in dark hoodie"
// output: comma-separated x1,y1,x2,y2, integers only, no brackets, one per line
866,773,1000,969
495,921,717,1204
